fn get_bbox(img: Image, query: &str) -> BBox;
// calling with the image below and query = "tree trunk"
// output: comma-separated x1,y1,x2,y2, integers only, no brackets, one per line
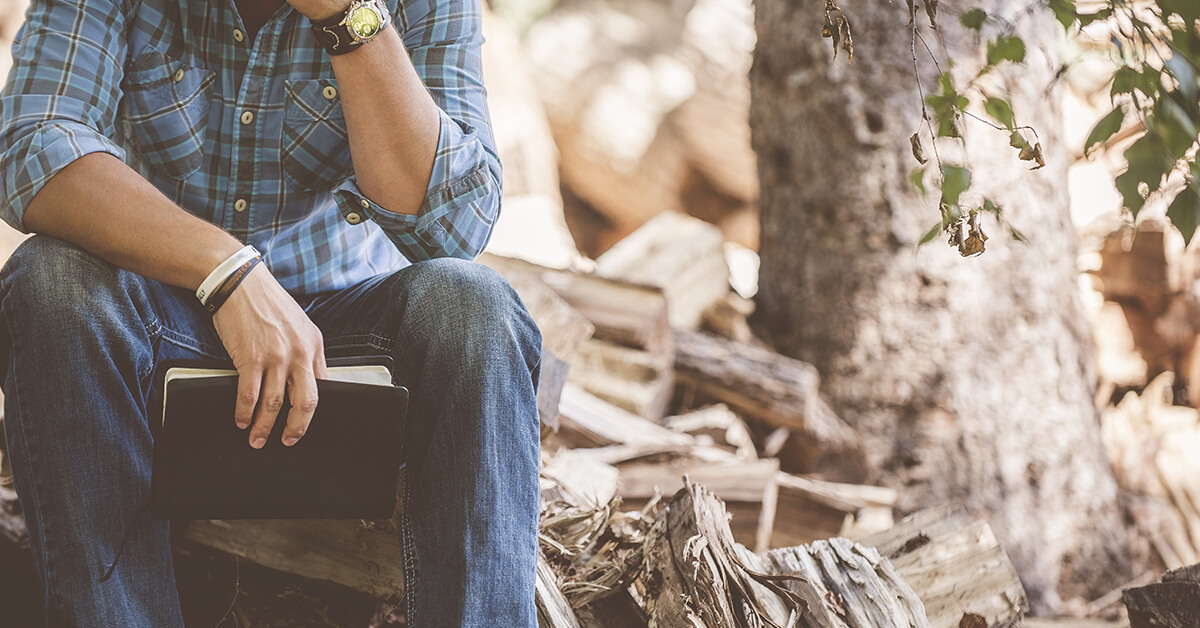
749,0,1131,611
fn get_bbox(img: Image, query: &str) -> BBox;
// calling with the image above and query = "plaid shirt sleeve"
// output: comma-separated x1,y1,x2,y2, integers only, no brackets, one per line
0,0,128,233
332,0,501,262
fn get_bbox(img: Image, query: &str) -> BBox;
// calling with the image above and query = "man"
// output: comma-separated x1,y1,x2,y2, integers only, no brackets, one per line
0,0,541,625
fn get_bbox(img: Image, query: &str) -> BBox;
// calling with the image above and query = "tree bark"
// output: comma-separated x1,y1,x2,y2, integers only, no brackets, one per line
749,0,1131,611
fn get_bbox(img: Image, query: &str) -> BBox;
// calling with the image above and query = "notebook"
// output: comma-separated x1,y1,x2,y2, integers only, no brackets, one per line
150,356,409,520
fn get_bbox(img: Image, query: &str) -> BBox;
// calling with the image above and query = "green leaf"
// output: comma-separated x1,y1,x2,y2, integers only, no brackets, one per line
910,166,928,196
1110,66,1139,97
986,36,1026,66
1048,0,1076,30
1009,226,1029,243
918,222,943,245
1153,98,1199,160
982,198,1003,214
940,165,972,208
1084,107,1125,157
1077,7,1112,27
1115,134,1170,217
960,8,987,31
984,96,1016,129
1167,180,1200,245
1009,130,1033,153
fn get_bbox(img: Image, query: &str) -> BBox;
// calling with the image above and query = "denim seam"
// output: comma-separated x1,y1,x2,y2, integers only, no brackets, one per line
399,467,419,626
156,326,226,359
322,332,396,352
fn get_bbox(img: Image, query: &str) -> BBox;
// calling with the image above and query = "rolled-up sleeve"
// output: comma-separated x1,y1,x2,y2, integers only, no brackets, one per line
0,0,127,234
332,0,501,261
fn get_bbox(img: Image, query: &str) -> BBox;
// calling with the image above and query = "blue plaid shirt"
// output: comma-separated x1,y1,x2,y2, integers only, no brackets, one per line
0,0,500,296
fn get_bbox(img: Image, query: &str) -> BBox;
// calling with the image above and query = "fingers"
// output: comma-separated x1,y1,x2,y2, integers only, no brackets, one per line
249,367,287,449
313,343,330,381
234,366,262,429
282,368,319,447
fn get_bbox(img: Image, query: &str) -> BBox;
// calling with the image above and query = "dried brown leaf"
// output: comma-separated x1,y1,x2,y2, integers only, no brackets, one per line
910,132,927,164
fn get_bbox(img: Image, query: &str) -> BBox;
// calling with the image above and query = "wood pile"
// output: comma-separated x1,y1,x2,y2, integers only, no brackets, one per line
0,212,1036,626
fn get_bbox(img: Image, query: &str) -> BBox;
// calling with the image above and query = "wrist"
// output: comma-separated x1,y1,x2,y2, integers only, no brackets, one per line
303,0,355,23
197,245,261,306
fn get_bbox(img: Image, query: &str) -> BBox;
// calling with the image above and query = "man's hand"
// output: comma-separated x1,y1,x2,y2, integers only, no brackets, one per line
287,0,353,22
212,264,329,449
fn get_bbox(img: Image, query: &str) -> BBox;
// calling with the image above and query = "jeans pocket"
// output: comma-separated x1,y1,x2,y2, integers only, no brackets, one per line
281,78,353,192
120,49,214,180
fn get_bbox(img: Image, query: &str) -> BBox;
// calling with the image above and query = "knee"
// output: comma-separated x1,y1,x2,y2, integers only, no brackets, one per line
0,235,123,319
401,258,542,367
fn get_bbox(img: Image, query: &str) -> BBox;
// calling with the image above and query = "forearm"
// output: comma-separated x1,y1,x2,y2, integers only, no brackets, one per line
22,153,245,291
332,25,441,215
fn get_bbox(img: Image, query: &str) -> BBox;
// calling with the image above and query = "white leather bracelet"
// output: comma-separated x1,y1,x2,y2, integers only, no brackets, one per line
196,245,260,305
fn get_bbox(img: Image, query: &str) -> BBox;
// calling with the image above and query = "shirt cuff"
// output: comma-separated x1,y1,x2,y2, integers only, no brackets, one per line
331,108,498,262
0,120,127,233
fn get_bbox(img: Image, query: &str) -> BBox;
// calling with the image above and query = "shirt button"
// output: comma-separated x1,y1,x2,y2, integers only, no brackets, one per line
323,86,338,100
233,29,245,42
173,68,185,82
240,111,254,125
233,198,248,212
345,212,362,225
359,198,370,208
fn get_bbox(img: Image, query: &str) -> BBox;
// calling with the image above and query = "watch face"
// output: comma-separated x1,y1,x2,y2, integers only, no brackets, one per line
347,5,382,39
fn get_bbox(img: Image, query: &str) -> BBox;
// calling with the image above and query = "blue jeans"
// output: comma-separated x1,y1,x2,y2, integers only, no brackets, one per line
0,235,542,627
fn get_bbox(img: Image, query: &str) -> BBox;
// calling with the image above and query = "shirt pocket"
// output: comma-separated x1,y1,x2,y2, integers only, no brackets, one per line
120,50,214,181
281,78,354,192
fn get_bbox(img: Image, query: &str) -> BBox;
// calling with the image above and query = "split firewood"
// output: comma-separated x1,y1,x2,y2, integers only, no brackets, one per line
524,0,758,248
640,478,803,626
673,328,862,474
594,212,731,329
664,404,757,460
480,253,673,355
1123,563,1200,628
617,458,779,553
537,551,583,628
569,338,674,421
772,473,896,548
858,504,1028,628
765,539,932,628
551,384,693,451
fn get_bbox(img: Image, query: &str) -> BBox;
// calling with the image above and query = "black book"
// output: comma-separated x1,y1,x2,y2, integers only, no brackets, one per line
150,356,409,520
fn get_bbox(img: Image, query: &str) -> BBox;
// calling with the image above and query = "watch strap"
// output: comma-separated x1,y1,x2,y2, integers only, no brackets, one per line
310,0,391,56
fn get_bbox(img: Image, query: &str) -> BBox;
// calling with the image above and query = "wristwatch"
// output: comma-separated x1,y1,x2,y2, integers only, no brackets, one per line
310,0,391,56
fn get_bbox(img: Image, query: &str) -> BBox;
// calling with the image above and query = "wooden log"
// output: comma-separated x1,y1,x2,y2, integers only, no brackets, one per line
0,484,28,548
594,212,730,329
859,505,1029,628
551,384,693,451
1123,563,1200,628
538,351,571,437
537,551,583,628
673,328,861,473
183,518,405,599
766,538,932,628
640,479,802,627
772,474,896,549
616,458,779,553
480,253,672,355
664,404,757,460
568,338,673,421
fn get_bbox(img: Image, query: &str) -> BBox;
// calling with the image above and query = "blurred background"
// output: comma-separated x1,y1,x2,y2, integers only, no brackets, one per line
0,0,1198,625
